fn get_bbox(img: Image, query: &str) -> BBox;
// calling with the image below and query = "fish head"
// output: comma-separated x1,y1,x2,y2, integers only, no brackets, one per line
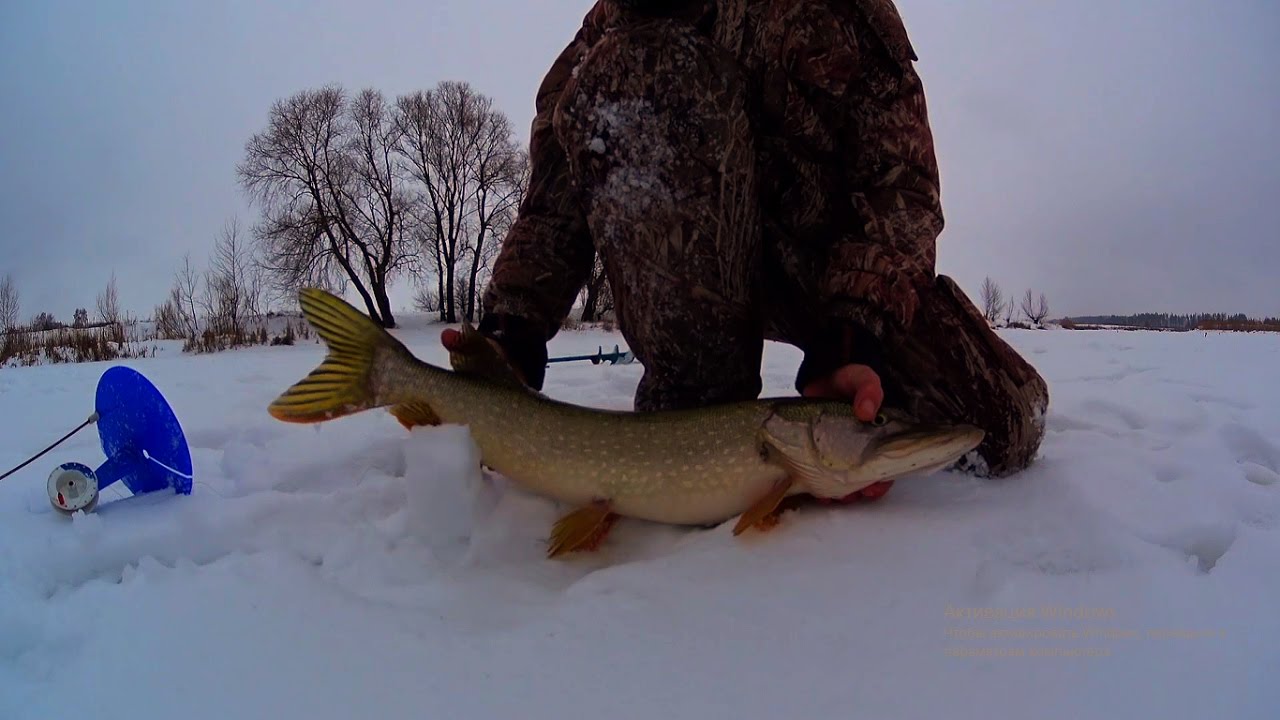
760,403,985,499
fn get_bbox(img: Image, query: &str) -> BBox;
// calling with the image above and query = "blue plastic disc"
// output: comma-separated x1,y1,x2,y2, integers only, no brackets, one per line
93,366,193,496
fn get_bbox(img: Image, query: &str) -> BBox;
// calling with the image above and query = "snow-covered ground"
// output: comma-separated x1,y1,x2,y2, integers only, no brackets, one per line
1,319,1277,719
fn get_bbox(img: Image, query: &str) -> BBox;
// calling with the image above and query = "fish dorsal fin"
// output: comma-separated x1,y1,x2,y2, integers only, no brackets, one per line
448,321,527,389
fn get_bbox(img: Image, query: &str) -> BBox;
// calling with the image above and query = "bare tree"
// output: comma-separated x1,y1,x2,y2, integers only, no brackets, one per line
0,274,18,331
396,81,523,323
200,218,264,337
238,85,415,328
397,83,466,324
172,252,203,338
152,298,185,340
342,88,416,325
980,276,1004,324
412,283,439,314
1020,289,1050,325
97,273,121,325
461,218,508,325
580,256,614,323
462,122,527,323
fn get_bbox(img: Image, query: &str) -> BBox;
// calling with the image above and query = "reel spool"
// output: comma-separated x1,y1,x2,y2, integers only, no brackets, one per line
48,462,100,514
42,366,193,516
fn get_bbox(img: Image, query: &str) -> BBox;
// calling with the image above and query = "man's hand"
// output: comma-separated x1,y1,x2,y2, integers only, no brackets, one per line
440,327,528,386
439,327,469,353
801,363,884,422
801,363,894,503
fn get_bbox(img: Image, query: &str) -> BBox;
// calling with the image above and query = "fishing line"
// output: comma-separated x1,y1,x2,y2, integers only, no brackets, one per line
0,413,99,483
144,450,194,481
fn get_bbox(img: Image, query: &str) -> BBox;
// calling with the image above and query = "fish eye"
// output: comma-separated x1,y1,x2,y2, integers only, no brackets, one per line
871,413,888,427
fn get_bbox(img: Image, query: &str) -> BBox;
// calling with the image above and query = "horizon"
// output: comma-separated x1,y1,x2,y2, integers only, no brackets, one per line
2,0,1276,323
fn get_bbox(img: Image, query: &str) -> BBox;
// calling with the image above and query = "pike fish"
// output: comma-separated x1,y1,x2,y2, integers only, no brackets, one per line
268,288,985,557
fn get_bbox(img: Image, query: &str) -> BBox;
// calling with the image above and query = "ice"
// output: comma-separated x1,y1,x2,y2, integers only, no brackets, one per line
1,323,1277,718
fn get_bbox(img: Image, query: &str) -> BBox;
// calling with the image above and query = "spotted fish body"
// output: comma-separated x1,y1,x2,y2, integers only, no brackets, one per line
382,359,799,525
269,289,985,550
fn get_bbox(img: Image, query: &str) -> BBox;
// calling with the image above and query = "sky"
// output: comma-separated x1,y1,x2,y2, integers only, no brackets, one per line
0,0,1276,322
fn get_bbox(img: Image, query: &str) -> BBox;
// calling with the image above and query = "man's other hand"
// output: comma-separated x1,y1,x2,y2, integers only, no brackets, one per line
801,363,884,422
440,327,528,386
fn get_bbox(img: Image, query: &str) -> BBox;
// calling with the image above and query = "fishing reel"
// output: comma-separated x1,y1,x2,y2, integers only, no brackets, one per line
48,461,101,514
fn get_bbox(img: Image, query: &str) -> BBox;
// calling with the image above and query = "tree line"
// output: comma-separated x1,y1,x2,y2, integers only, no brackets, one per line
975,277,1277,332
4,79,619,364
979,277,1050,327
1,272,123,335
1070,313,1280,332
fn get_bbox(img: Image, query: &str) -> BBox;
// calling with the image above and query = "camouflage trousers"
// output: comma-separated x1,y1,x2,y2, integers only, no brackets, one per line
551,19,1048,476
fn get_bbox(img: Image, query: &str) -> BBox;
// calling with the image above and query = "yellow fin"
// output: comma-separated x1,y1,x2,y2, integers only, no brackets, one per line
389,401,441,430
547,501,617,558
268,288,404,423
732,477,793,536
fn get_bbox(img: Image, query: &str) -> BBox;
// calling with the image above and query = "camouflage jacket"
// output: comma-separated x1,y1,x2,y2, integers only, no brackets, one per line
481,0,943,391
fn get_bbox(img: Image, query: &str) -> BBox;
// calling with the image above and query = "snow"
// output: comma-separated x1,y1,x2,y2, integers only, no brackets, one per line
1,322,1278,719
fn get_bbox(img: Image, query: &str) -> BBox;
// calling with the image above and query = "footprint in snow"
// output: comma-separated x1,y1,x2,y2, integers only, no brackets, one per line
1241,462,1279,487
1152,403,1209,437
1080,398,1147,431
1145,523,1237,574
1220,423,1280,479
1070,365,1154,383
1188,393,1255,411
970,509,1131,579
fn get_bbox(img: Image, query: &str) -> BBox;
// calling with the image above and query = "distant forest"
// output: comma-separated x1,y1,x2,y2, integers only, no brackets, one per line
1067,313,1280,331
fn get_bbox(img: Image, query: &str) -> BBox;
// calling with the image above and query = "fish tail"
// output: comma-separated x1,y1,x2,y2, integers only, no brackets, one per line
268,288,407,423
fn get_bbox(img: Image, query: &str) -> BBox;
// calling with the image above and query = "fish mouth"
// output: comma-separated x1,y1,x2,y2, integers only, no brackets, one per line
867,425,986,478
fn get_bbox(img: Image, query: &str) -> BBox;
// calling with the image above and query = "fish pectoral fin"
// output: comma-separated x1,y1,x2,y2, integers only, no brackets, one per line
547,501,618,558
388,401,441,430
759,431,848,500
732,477,794,536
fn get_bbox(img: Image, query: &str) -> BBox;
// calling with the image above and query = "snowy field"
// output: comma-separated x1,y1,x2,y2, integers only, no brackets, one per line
2,319,1277,719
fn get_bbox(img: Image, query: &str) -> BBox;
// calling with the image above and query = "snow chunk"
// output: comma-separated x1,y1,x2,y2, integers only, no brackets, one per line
401,424,485,548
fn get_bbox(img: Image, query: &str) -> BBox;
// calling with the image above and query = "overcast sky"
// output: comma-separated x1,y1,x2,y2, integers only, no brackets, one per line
1,0,1276,322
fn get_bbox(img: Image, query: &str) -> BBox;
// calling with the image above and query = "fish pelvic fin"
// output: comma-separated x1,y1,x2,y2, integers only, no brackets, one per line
547,501,618,558
268,288,407,424
389,401,441,430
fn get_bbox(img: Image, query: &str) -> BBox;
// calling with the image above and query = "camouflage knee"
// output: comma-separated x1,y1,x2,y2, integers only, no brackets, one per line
884,275,1049,477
